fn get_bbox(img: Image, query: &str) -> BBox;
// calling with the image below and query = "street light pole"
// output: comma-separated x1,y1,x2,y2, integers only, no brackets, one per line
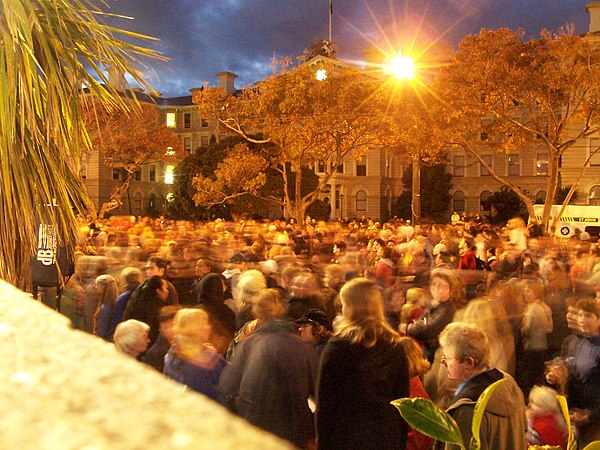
411,153,421,225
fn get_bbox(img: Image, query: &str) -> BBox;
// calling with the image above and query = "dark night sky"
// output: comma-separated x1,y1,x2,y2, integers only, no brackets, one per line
102,0,591,97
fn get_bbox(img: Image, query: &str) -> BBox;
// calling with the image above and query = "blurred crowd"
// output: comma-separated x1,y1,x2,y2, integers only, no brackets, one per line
48,213,599,449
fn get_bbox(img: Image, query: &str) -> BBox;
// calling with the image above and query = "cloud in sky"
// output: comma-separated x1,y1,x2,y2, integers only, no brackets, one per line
102,0,590,97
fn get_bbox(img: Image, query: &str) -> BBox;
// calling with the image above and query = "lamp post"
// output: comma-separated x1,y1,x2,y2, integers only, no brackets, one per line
386,51,420,224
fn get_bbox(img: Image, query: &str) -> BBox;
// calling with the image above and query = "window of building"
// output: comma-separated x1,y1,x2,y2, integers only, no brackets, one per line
453,156,465,177
355,190,367,211
184,113,191,129
200,136,208,147
480,120,491,141
453,191,465,212
112,168,120,180
480,154,492,176
165,165,174,185
134,168,142,181
166,112,176,128
336,163,344,174
184,137,191,153
535,190,546,203
536,153,549,176
149,165,156,182
590,138,600,166
508,154,520,176
201,118,209,128
590,185,600,206
480,190,492,211
356,159,366,176
317,162,326,173
134,192,142,212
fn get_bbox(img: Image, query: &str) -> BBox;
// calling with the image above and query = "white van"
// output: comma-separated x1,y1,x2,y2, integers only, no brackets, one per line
533,204,600,238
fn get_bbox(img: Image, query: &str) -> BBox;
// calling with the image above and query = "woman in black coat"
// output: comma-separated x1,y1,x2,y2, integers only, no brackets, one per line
122,275,169,345
316,278,409,450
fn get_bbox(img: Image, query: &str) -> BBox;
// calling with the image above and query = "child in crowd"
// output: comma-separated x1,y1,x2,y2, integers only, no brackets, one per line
526,385,569,450
400,287,425,326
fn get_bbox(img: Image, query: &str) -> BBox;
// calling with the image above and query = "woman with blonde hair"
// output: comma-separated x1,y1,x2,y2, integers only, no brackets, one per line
316,277,409,450
163,308,227,402
93,274,118,342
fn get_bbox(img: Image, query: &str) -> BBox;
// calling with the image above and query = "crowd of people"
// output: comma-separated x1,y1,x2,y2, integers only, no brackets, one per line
52,213,600,449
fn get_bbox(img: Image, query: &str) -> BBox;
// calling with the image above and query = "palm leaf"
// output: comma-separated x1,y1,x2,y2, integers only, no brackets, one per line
391,397,465,449
0,0,165,289
469,378,506,450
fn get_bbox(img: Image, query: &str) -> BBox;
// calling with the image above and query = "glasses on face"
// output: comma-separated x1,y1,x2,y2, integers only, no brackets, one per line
440,353,460,365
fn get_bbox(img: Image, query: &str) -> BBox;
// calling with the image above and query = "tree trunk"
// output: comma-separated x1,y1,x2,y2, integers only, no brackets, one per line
98,173,132,219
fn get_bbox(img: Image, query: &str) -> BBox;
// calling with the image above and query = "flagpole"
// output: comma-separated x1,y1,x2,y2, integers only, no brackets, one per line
329,0,332,43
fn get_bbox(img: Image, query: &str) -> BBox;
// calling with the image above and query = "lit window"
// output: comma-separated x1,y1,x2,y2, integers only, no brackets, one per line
166,112,176,128
165,165,174,185
165,146,175,156
355,190,367,211
536,153,549,176
316,69,327,81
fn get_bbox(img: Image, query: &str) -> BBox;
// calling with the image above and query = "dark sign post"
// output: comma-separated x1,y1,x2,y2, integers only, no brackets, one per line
30,215,74,310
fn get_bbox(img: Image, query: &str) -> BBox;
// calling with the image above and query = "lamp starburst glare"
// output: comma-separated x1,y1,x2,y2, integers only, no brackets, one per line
386,52,415,80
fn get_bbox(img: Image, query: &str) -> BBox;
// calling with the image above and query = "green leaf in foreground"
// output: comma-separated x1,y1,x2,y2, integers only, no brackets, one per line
391,397,465,449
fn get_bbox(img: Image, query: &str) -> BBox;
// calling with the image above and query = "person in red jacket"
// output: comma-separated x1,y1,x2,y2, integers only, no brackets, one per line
526,385,568,449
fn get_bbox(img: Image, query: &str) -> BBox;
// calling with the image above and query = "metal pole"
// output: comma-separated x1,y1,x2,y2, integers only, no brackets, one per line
329,0,332,44
411,154,421,225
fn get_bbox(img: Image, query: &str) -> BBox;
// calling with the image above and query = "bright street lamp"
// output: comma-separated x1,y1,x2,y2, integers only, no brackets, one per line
385,52,416,80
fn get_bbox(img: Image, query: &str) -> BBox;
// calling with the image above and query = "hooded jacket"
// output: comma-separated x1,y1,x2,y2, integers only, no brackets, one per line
442,369,527,450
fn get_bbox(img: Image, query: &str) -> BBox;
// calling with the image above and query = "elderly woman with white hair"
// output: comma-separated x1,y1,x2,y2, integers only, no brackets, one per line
113,320,151,360
233,269,267,330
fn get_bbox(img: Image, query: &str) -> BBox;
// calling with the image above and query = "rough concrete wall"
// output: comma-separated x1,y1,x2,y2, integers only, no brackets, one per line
0,281,295,450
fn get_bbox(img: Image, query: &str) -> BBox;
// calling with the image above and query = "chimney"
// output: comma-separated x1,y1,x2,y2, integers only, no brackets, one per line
216,71,238,94
107,65,128,92
587,2,600,33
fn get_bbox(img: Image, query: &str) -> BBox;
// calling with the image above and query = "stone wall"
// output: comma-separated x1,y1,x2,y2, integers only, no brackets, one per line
0,281,294,449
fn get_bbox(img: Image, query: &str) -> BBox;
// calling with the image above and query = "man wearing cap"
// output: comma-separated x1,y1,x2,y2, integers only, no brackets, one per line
144,256,179,305
295,309,333,358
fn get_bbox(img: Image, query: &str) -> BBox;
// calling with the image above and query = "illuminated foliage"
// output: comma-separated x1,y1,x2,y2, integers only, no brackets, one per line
193,58,391,222
82,99,184,217
435,27,600,230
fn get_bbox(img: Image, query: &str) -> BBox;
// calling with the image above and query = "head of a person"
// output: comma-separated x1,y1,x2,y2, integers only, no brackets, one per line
528,385,563,422
398,337,431,378
575,298,600,336
333,241,346,255
145,256,169,278
429,268,462,304
290,271,320,299
235,269,267,305
252,288,287,321
140,275,169,303
323,264,346,289
120,267,143,291
339,278,385,324
519,278,545,304
114,320,150,358
95,274,117,305
158,305,182,345
439,322,490,382
194,259,211,278
196,273,225,306
173,308,211,343
295,308,333,345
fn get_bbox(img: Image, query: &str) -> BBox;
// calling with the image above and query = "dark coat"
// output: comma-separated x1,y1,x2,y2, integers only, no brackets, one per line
196,273,236,355
316,337,409,450
122,288,162,345
443,369,527,450
407,300,456,360
218,320,318,449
